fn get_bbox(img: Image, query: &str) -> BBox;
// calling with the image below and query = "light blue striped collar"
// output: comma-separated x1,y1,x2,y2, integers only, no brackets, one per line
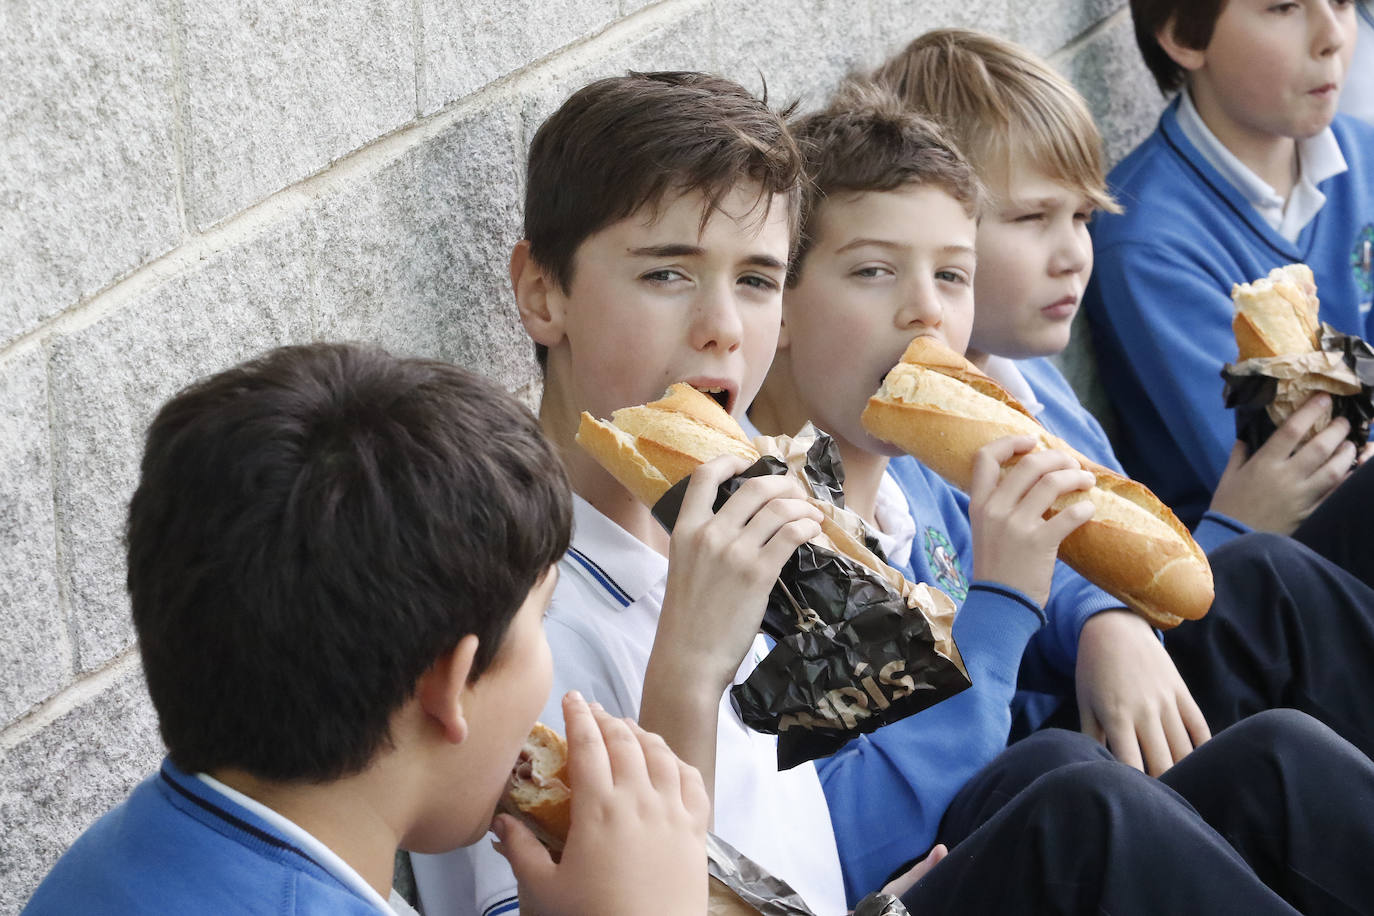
561,494,667,608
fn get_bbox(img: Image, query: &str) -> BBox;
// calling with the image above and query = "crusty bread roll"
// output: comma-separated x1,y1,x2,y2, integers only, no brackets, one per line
576,383,761,505
862,337,1213,629
1232,263,1321,360
498,723,571,854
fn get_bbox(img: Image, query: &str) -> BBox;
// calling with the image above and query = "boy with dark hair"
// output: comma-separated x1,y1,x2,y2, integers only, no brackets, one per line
748,79,1374,914
23,342,711,916
1081,0,1374,531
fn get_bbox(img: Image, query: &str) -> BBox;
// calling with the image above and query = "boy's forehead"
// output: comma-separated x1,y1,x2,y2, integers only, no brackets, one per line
601,182,793,251
814,184,976,241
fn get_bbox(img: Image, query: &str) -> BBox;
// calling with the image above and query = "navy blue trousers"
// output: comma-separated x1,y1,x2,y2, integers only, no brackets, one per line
899,711,1374,915
1292,456,1374,591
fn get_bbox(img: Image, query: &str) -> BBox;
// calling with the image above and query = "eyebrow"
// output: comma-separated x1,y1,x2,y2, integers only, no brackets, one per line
628,244,787,271
834,238,975,258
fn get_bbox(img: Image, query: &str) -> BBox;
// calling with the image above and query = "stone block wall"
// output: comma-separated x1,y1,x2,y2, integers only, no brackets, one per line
0,0,1161,908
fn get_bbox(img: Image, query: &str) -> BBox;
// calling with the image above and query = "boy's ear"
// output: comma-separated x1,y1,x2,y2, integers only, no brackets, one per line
510,240,566,348
776,308,791,351
1154,16,1207,73
417,634,480,745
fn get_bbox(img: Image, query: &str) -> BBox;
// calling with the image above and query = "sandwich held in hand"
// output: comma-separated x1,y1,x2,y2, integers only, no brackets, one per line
577,385,970,768
862,337,1212,630
1223,263,1374,453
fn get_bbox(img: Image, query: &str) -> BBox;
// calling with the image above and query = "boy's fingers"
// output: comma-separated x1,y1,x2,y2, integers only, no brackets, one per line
491,814,556,889
678,758,711,824
713,474,814,530
1079,705,1106,747
1223,441,1249,474
1268,394,1331,455
1180,695,1212,748
1138,719,1175,777
563,692,613,798
992,450,1082,510
596,712,650,787
970,437,1037,502
1041,497,1095,543
678,455,754,525
1106,721,1144,773
1019,468,1096,521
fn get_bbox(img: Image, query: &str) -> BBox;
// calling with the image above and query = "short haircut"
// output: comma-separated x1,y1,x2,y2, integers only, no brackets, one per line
787,80,984,284
524,71,804,365
1129,0,1225,94
872,29,1119,213
127,342,572,782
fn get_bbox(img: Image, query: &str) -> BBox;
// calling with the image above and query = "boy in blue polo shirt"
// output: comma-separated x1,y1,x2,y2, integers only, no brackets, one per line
878,25,1374,775
1081,0,1374,530
22,343,711,916
749,78,1374,913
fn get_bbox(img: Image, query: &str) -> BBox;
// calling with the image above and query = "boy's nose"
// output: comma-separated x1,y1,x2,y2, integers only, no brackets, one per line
1312,1,1350,57
690,285,744,352
897,283,943,329
1051,228,1091,276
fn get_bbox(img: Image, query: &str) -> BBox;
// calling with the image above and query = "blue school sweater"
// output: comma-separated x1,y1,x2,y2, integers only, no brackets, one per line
816,455,1046,905
1083,100,1374,527
23,761,386,915
1019,357,1249,555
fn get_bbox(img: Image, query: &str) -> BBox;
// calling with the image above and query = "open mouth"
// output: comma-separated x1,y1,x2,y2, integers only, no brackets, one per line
694,385,730,411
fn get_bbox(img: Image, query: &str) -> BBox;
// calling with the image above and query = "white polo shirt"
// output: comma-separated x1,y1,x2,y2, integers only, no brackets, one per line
411,495,846,916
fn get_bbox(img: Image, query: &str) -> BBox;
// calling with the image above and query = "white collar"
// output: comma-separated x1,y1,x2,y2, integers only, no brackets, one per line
563,494,668,608
980,356,1045,416
194,772,400,914
1176,88,1347,241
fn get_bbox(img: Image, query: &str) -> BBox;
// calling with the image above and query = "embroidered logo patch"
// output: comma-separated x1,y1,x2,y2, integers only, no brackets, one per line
1353,224,1373,314
923,527,968,602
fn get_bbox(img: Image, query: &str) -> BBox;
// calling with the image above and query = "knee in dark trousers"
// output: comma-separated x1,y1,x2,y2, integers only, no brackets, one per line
937,729,1111,849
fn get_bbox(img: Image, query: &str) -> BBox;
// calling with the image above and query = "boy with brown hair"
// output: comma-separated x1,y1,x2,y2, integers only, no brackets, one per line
749,77,1374,915
22,342,711,916
873,11,1374,801
1079,0,1374,533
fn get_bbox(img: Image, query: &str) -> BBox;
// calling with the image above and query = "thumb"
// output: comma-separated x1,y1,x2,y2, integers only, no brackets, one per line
1224,440,1249,473
491,814,556,890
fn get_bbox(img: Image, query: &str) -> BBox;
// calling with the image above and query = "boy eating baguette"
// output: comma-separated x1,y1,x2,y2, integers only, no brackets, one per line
747,79,1374,912
878,26,1374,775
22,343,710,916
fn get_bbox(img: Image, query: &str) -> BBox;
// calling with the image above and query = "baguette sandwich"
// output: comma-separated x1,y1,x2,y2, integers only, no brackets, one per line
1232,263,1321,361
862,337,1213,629
498,723,571,855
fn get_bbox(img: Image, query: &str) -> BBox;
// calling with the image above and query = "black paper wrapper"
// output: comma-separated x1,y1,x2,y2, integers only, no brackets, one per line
707,832,909,916
1222,323,1374,455
652,429,970,770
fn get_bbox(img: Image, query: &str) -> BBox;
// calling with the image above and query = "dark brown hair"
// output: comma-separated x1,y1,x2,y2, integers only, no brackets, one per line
788,80,983,284
524,71,803,365
1129,0,1226,93
127,342,571,782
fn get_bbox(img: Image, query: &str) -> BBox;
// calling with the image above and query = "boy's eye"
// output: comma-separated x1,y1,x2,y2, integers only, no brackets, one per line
1074,209,1094,223
935,269,969,285
851,265,893,279
1267,1,1299,12
1012,212,1046,224
641,268,686,284
739,273,780,292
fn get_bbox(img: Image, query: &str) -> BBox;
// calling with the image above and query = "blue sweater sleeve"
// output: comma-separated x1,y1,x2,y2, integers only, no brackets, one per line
1192,510,1250,553
815,583,1044,905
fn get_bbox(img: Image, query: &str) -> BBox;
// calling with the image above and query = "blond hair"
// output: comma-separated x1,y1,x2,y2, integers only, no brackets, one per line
873,29,1120,213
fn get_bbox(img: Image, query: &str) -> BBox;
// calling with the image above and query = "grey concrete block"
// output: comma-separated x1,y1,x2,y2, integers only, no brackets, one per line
1054,311,1119,441
182,0,416,230
417,0,621,115
1056,14,1164,168
712,0,874,112
310,100,537,391
0,0,181,347
49,225,315,673
516,1,718,150
1010,0,1125,57
0,349,68,725
866,0,1013,69
1,663,162,913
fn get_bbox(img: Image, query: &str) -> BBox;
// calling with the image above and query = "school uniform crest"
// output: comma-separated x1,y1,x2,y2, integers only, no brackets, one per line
1353,224,1373,314
923,526,968,602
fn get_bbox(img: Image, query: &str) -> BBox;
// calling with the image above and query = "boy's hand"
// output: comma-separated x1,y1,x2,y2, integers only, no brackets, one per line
1075,610,1210,776
655,455,823,695
639,455,823,797
969,437,1096,608
1210,394,1357,534
494,692,710,916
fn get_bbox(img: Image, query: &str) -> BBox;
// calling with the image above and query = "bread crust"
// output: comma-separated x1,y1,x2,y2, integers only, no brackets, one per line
862,337,1212,629
498,723,571,854
1231,265,1321,360
575,384,761,503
